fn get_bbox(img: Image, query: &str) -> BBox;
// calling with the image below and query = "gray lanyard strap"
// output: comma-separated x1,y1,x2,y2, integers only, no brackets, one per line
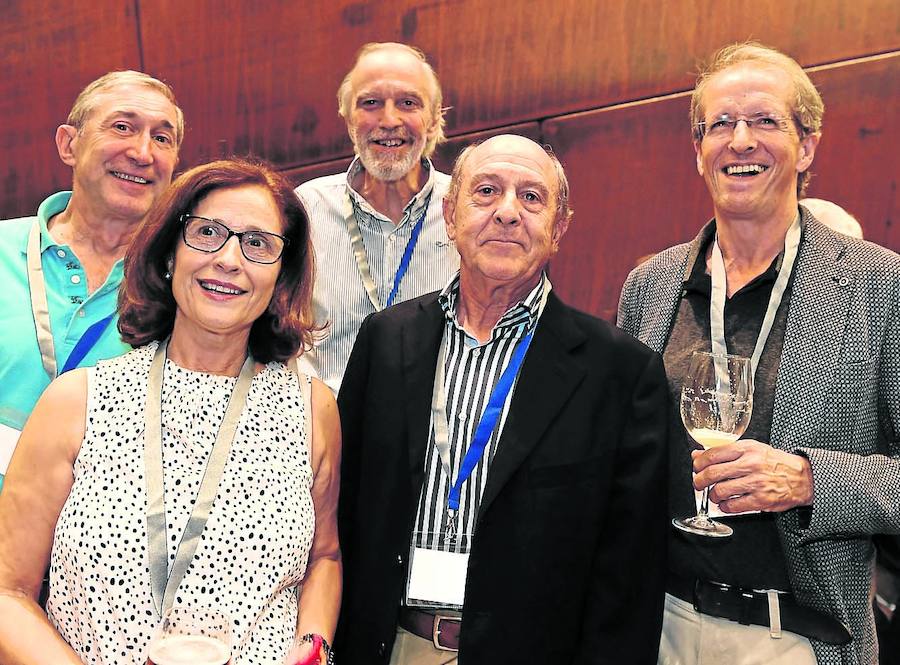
145,339,256,616
26,221,57,379
344,192,431,312
709,215,801,379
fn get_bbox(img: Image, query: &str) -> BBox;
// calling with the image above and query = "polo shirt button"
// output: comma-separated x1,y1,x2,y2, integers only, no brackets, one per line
70,275,81,284
56,249,66,258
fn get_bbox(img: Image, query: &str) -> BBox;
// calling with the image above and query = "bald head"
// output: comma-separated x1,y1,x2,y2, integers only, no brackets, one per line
447,134,572,228
800,198,863,239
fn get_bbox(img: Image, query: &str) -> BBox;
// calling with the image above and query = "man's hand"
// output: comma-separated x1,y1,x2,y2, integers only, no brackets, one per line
692,439,814,513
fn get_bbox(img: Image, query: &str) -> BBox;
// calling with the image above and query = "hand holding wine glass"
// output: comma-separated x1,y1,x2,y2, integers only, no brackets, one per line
673,351,753,538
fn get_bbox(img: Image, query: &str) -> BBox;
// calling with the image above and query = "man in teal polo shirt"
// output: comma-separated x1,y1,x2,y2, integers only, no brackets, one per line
0,71,184,490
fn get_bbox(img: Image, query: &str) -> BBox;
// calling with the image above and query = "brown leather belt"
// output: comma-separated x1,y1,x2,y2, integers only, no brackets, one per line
399,608,461,651
667,574,852,646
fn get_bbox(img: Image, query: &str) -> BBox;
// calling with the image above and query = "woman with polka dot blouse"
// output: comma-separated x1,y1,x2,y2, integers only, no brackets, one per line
0,159,341,665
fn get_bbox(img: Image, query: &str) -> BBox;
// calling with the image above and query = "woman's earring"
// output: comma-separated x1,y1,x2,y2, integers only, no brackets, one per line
164,271,172,280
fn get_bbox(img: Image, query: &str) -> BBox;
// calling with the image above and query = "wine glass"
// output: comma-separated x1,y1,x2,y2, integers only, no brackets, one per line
146,606,232,665
673,351,753,538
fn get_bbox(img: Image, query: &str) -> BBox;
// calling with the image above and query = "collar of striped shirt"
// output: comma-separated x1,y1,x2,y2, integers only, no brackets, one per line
345,156,436,229
438,271,551,344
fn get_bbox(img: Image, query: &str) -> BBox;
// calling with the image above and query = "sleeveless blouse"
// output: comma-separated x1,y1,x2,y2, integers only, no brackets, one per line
47,342,315,664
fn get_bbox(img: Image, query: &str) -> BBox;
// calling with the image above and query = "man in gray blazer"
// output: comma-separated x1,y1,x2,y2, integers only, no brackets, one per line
618,42,900,665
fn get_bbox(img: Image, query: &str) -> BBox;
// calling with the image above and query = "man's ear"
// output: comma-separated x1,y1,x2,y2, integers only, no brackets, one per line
694,140,704,176
796,132,820,174
56,125,79,168
443,196,457,242
551,213,570,253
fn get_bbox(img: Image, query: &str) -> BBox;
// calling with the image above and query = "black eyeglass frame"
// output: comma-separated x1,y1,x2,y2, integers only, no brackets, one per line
179,214,290,264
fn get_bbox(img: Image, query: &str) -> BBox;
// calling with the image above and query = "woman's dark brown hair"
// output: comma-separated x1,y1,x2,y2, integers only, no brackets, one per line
118,158,318,363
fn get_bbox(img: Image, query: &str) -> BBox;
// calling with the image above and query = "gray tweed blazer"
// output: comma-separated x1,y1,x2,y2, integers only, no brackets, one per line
617,207,900,665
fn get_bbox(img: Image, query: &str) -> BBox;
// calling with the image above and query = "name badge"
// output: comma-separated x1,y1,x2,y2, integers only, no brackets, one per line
0,423,22,475
405,532,469,609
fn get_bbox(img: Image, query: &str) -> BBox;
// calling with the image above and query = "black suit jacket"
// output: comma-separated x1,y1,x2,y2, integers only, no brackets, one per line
336,290,669,664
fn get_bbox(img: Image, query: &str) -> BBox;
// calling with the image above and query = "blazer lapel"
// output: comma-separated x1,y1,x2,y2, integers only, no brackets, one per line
401,297,445,502
478,294,587,520
770,219,855,451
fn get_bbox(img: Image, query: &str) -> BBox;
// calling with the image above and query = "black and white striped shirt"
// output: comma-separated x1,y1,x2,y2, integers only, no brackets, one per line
295,158,460,394
413,273,550,554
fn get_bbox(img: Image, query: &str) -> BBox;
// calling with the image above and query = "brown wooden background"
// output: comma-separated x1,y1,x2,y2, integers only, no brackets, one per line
2,0,897,320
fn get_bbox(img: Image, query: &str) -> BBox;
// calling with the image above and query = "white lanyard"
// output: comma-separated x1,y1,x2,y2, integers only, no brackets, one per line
26,221,57,378
709,216,801,379
144,339,255,617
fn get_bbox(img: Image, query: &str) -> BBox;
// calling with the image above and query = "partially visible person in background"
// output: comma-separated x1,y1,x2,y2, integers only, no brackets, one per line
0,70,184,491
0,159,341,665
295,42,459,394
800,197,864,239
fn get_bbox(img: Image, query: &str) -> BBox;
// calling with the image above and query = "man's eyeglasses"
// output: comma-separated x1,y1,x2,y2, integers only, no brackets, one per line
694,112,797,141
180,215,289,264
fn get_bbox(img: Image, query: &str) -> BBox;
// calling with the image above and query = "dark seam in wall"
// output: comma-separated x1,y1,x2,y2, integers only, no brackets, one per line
133,0,146,71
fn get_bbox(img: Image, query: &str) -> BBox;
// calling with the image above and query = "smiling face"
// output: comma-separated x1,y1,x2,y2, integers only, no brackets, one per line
57,83,180,224
444,135,568,297
346,48,438,182
170,185,283,345
695,63,818,223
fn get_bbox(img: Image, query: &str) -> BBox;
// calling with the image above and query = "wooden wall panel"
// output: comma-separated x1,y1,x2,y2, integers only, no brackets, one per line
543,93,707,322
803,53,900,250
544,54,900,321
137,0,900,175
0,2,142,217
2,0,898,225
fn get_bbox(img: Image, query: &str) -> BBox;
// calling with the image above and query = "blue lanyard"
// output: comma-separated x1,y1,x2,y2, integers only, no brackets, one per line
444,330,535,512
59,313,116,374
26,220,117,378
385,206,427,309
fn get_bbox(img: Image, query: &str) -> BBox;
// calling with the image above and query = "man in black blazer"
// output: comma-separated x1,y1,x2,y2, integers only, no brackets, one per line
336,134,669,664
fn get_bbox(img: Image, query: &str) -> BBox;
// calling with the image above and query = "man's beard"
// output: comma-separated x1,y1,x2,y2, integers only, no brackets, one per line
353,127,426,182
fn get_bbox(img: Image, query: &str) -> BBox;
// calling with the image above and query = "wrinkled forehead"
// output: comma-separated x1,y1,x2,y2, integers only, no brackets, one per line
350,48,432,102
87,83,179,127
464,137,557,191
701,63,795,117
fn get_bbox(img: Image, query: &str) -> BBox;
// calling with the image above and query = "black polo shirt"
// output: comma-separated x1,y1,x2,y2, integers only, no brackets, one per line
663,233,794,591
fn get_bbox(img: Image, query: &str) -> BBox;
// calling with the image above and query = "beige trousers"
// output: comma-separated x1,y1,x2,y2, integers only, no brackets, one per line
388,627,459,665
658,593,818,665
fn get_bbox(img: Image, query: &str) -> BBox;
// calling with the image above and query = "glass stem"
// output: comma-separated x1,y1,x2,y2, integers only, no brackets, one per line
698,486,711,521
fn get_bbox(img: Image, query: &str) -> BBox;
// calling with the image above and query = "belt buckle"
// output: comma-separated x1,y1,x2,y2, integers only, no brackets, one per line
432,614,459,652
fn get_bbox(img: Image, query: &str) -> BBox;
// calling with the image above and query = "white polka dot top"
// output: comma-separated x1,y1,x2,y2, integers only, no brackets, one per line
47,342,315,664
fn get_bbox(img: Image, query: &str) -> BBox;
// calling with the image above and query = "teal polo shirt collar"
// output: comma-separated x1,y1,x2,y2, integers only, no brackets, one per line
23,191,125,292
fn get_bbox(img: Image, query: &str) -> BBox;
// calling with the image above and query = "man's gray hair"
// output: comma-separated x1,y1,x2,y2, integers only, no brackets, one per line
337,42,446,158
446,139,573,228
67,70,184,147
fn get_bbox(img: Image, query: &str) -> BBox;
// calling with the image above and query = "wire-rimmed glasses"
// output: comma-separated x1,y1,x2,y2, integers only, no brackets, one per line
693,112,798,141
181,214,289,264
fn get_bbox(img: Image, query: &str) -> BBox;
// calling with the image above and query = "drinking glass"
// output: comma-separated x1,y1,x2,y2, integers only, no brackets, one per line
673,351,753,538
146,606,232,665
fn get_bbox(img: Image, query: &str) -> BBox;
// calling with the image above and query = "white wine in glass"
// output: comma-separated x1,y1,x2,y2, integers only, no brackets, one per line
673,351,753,538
